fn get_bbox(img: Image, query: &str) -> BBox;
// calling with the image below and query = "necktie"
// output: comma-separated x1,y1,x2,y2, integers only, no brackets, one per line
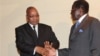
33,26,38,38
75,22,80,28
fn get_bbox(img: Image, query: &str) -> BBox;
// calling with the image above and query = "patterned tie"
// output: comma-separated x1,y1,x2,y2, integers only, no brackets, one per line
33,26,38,38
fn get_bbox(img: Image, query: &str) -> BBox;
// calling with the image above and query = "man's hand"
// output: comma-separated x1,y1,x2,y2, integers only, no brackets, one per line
35,46,49,56
44,41,53,49
35,41,56,56
47,47,56,56
44,41,56,56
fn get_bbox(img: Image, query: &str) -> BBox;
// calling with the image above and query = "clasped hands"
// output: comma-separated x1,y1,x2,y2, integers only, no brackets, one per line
35,41,56,56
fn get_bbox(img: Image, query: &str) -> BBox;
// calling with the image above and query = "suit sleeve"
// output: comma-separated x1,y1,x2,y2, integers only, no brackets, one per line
48,26,60,49
58,48,69,56
15,28,35,55
91,19,100,56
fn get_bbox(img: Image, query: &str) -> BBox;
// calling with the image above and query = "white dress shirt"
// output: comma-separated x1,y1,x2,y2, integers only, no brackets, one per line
76,14,87,24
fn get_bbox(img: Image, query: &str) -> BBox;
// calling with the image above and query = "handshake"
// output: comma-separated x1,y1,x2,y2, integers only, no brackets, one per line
35,41,57,56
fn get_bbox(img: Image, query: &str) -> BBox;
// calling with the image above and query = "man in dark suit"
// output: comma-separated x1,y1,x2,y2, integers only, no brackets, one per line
15,6,59,56
46,0,100,56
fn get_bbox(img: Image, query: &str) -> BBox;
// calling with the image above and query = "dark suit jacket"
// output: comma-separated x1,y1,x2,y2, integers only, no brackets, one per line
58,15,100,56
15,23,59,56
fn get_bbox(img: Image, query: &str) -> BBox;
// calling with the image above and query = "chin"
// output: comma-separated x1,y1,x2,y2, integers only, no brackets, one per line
33,22,39,25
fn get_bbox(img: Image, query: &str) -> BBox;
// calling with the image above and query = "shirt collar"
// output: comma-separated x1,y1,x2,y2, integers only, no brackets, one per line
29,23,38,30
78,13,87,23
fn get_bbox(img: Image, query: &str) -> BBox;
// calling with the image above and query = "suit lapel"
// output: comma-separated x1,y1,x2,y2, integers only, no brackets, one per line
38,24,43,38
69,24,76,39
25,23,37,39
70,15,94,40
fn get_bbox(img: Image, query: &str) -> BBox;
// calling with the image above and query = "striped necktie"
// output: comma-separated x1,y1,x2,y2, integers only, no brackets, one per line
33,26,37,38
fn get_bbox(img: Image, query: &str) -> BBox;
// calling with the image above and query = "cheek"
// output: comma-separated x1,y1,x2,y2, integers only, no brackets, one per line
71,10,75,17
31,18,39,22
28,18,34,23
75,11,80,18
34,17,39,21
75,10,80,16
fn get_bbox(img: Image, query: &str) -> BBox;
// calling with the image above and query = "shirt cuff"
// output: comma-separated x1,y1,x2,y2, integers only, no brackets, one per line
33,47,36,55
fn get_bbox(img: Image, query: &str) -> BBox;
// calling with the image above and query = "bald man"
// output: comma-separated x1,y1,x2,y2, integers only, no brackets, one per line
15,6,59,56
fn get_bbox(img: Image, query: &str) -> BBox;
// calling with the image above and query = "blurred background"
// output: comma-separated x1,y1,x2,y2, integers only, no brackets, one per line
0,0,100,56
